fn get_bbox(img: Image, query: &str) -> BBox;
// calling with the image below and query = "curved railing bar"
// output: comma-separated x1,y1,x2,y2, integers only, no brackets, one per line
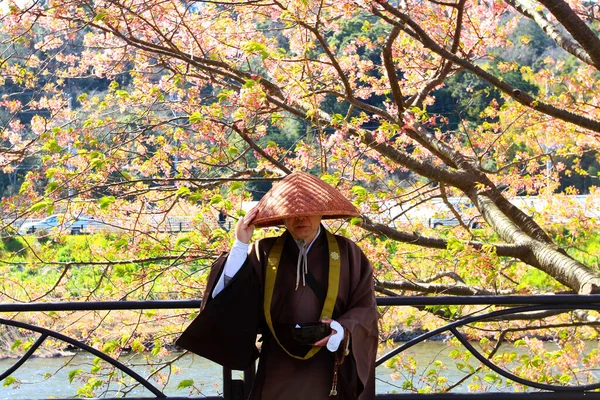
449,326,600,392
377,304,600,391
0,318,166,398
0,300,202,313
0,333,47,381
375,295,600,306
377,304,600,364
3,297,600,398
0,295,599,313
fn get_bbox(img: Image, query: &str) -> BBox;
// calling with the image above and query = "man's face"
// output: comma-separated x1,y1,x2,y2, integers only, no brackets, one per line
284,215,322,242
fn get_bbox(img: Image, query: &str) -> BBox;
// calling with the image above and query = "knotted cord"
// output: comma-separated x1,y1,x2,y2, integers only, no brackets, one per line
295,239,308,290
329,329,351,397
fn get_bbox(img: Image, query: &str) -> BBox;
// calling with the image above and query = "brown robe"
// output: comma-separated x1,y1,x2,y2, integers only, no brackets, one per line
176,227,379,399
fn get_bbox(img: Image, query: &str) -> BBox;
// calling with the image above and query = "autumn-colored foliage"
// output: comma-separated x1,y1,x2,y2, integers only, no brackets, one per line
0,0,599,395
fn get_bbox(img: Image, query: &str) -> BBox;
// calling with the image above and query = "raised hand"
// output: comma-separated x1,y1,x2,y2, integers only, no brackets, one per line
235,207,258,244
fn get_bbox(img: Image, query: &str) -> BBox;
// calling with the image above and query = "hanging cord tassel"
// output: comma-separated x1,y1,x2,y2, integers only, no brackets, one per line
303,244,308,286
329,329,350,397
295,239,306,290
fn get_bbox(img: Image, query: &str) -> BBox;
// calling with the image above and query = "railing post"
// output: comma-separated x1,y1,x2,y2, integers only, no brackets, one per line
223,367,244,400
223,367,232,400
243,363,255,398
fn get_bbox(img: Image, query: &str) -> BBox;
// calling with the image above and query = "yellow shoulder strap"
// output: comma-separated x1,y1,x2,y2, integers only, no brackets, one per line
263,231,341,360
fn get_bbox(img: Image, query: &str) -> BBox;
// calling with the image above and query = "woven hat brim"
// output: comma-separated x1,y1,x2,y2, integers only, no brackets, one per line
252,211,360,228
248,172,360,228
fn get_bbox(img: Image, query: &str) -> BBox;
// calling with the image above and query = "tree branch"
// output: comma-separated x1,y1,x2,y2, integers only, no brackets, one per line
360,216,529,258
506,0,599,69
371,3,600,133
376,280,514,295
536,0,600,70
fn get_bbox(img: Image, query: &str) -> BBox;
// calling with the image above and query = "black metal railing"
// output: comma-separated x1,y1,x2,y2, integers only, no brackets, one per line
3,296,600,399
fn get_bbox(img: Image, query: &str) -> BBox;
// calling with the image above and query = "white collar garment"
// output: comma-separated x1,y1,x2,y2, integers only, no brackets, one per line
294,225,321,290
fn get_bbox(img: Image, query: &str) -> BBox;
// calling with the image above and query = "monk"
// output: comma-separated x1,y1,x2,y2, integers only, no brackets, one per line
177,172,379,399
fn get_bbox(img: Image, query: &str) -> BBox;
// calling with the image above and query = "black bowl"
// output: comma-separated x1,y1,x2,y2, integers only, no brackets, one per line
290,322,332,345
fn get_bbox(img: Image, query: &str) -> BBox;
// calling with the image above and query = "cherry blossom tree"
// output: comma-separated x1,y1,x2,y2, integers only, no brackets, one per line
0,0,598,300
1,0,600,395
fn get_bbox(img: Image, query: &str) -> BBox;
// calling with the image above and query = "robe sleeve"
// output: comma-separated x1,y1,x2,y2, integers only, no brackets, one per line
175,253,261,370
336,243,379,400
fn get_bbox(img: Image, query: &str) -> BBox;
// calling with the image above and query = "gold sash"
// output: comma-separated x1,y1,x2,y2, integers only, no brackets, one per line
263,230,341,360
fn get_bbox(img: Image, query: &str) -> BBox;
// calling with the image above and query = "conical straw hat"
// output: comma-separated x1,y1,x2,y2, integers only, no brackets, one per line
249,172,360,228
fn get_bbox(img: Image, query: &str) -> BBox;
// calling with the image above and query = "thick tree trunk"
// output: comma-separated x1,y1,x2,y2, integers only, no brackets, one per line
475,194,600,294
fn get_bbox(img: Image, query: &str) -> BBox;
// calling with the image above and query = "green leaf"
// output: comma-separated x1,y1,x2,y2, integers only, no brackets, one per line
242,41,265,53
131,340,145,353
189,111,203,124
28,199,53,213
176,186,191,197
115,89,129,99
45,181,59,194
210,194,224,205
68,369,83,384
349,217,362,225
226,146,239,156
229,182,243,192
94,10,107,22
90,377,102,389
332,113,344,125
243,78,257,88
321,174,337,185
45,168,58,179
119,171,133,181
102,340,119,353
241,41,269,59
217,89,234,102
176,236,191,247
3,376,17,387
351,186,367,196
98,196,115,210
177,379,195,390
19,181,30,194
91,157,105,169
189,191,203,203
10,340,21,350
151,341,162,356
559,374,571,384
113,238,128,250
44,139,62,153
271,113,282,124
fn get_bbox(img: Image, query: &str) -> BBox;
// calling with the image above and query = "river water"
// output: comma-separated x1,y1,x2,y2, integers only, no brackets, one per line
0,340,592,399
0,341,468,399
